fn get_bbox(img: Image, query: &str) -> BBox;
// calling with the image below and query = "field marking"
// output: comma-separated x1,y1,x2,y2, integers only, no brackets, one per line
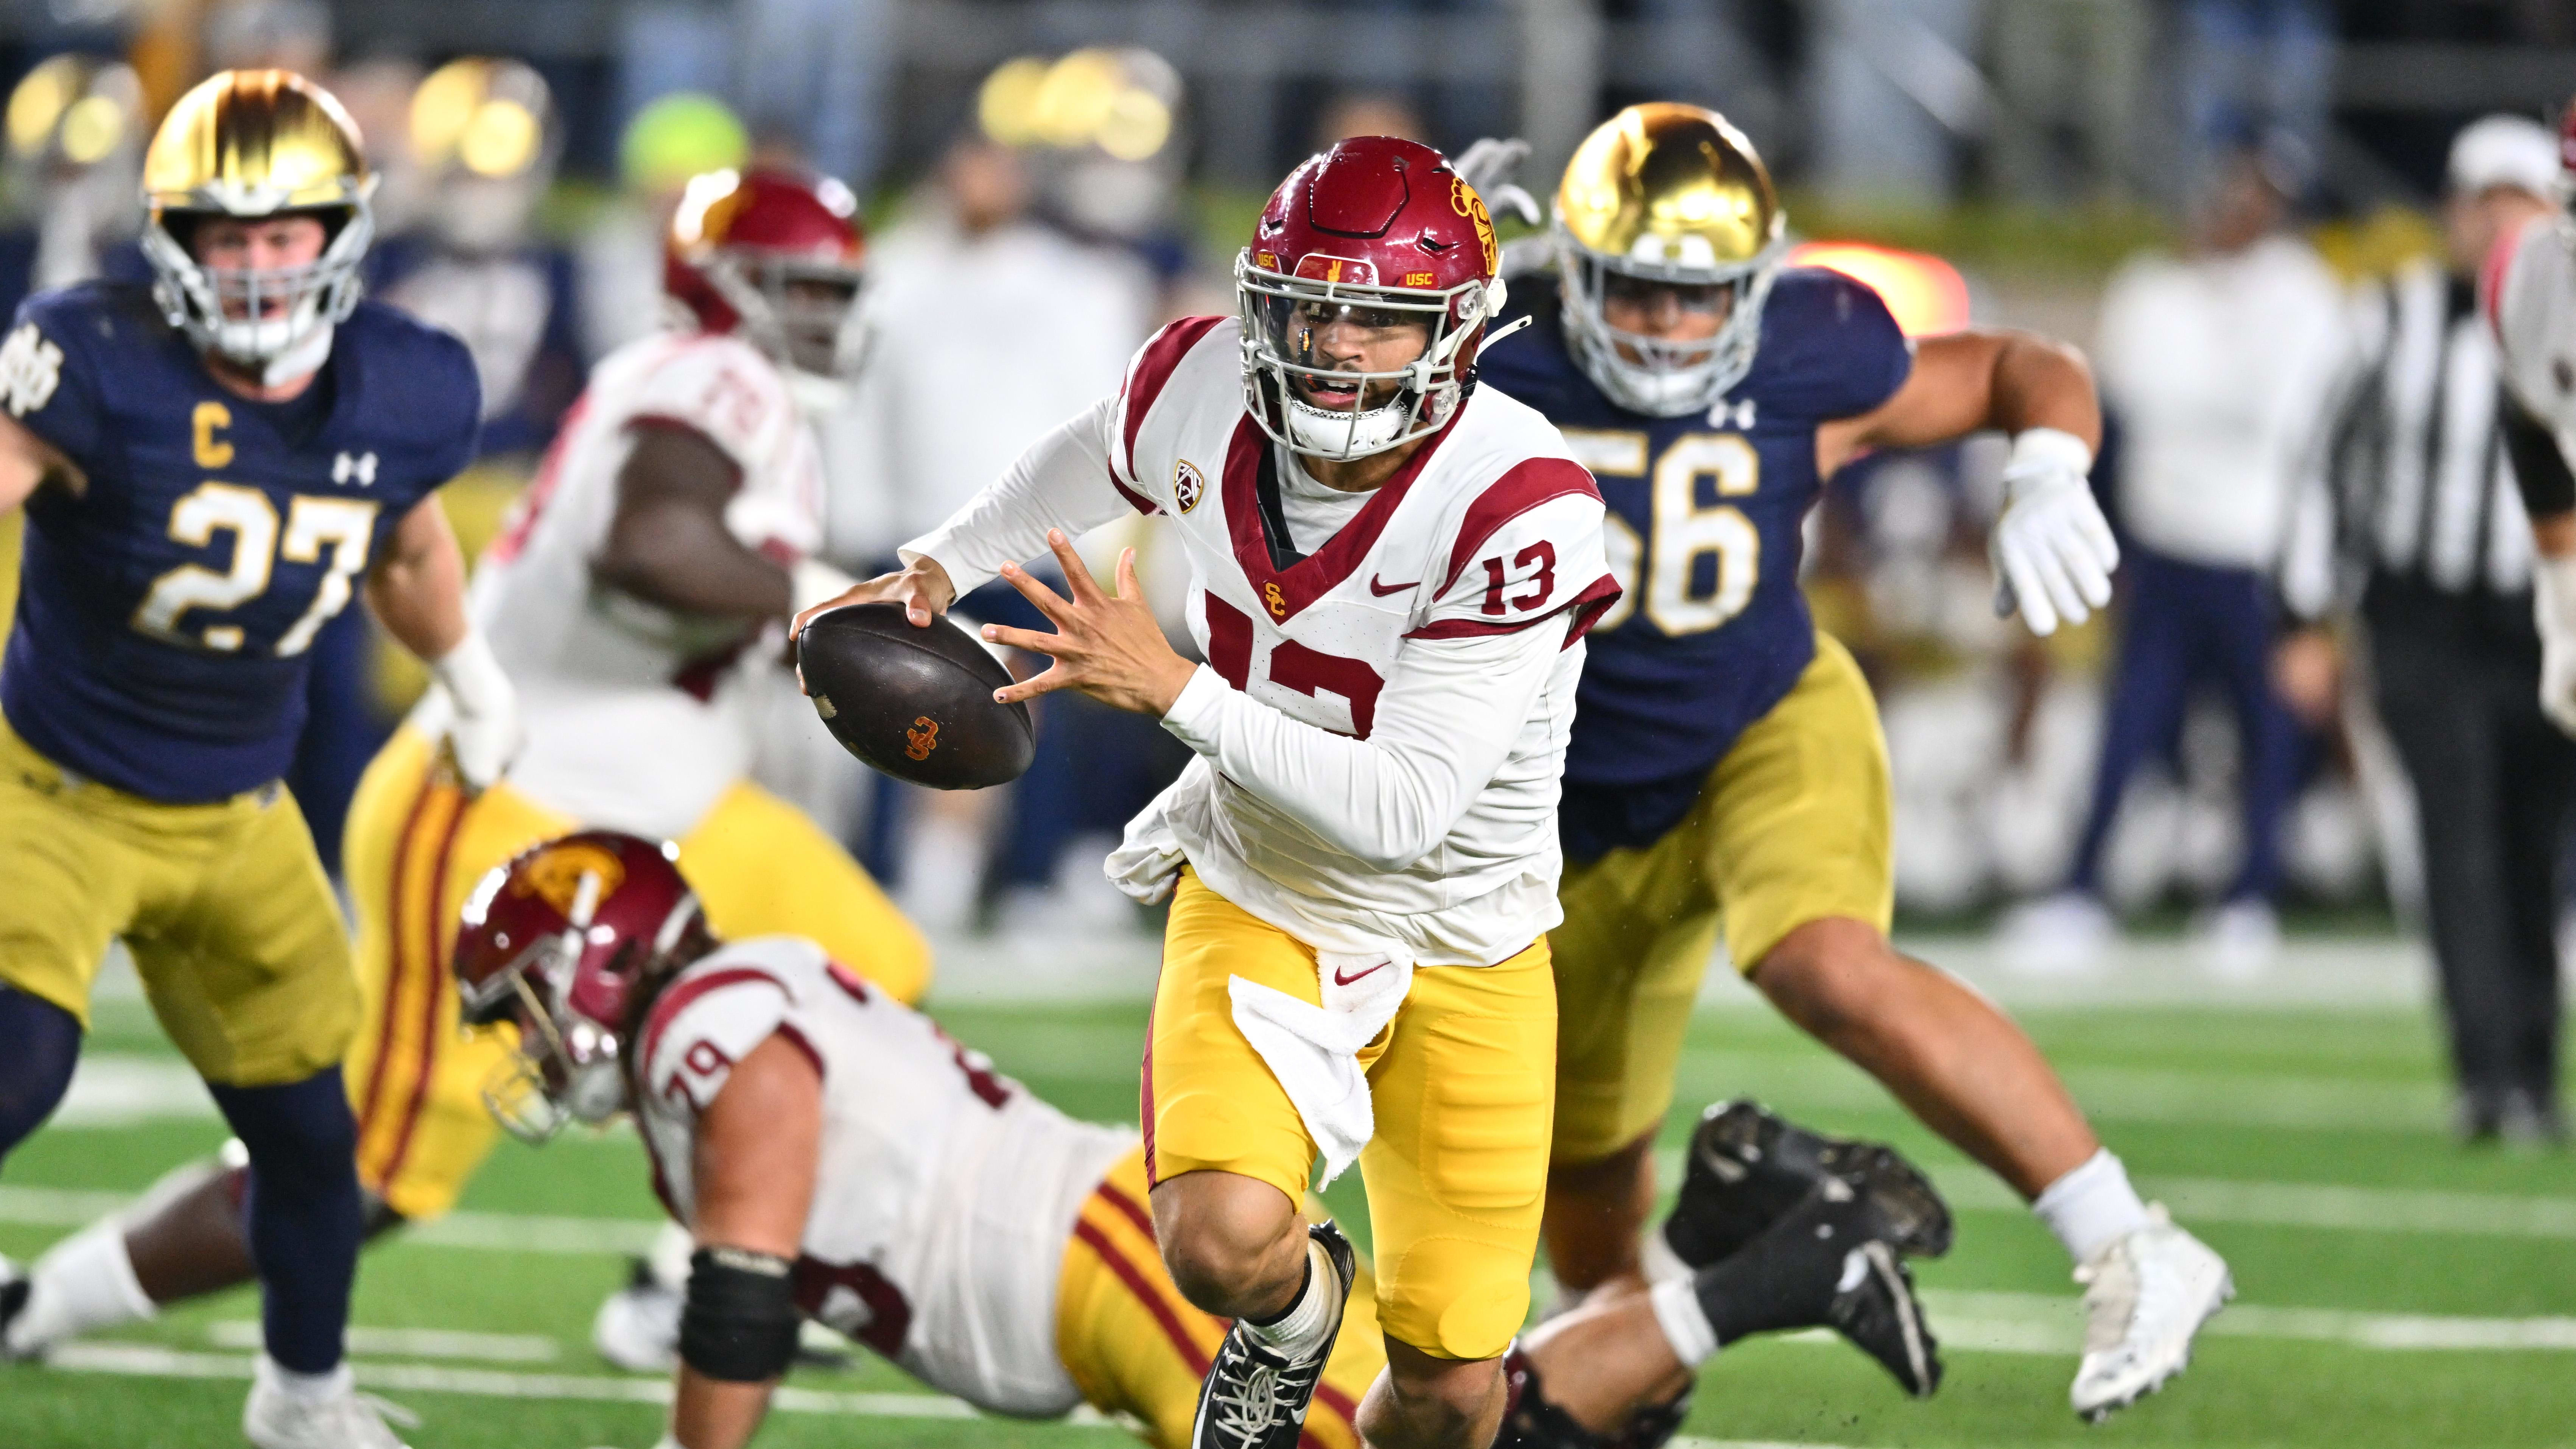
0,1187,664,1256
205,1321,559,1363
40,1343,1119,1426
1642,1157,2576,1242
52,1055,218,1128
1919,1290,2576,1355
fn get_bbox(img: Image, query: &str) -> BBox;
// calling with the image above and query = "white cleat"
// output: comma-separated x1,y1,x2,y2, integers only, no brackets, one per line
2070,1206,2232,1422
243,1357,417,1449
591,1274,683,1374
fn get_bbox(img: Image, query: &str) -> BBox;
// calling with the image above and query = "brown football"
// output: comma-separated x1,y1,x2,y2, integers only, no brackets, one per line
795,604,1035,790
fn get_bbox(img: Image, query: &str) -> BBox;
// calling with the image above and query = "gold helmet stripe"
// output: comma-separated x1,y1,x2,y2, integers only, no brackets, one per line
143,69,371,217
1555,101,1781,275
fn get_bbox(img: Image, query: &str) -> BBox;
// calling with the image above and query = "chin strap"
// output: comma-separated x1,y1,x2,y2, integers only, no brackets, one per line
251,322,335,389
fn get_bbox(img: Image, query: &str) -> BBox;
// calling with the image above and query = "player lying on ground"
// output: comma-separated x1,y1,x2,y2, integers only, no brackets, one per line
0,70,505,1449
799,137,1619,1449
0,169,930,1387
445,830,1944,1449
1456,107,2229,1422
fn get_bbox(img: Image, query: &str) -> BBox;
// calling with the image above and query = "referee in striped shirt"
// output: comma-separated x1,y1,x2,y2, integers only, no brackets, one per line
2282,115,2572,1144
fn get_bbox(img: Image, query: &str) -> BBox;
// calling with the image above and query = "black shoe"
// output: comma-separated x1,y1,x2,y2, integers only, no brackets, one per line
1497,1346,1691,1449
1188,1221,1355,1449
1717,1184,1942,1398
1830,1234,1942,1398
0,1256,29,1362
1662,1100,1952,1269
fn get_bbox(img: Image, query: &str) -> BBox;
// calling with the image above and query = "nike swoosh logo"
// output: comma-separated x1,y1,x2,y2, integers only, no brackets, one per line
1368,576,1418,597
1331,961,1390,986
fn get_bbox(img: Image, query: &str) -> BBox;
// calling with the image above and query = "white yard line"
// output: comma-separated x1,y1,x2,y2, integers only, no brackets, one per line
1639,1158,2576,1241
40,1343,1107,1426
0,1188,663,1255
1920,1290,2576,1354
204,1321,559,1363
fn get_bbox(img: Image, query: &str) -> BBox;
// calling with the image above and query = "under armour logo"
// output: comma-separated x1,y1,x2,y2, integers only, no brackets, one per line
0,324,62,418
1707,397,1756,431
333,451,378,486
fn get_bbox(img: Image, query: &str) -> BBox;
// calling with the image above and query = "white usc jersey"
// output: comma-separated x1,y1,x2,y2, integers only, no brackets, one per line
2493,215,2576,455
468,331,826,838
907,316,1616,964
635,936,1133,1416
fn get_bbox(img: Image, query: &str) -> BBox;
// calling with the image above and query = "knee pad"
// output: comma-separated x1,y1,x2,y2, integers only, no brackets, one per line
0,988,82,1156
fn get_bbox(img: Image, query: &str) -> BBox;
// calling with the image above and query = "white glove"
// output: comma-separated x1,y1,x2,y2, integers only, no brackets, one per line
2531,552,2576,736
1451,136,1543,227
429,629,522,793
1989,427,2118,636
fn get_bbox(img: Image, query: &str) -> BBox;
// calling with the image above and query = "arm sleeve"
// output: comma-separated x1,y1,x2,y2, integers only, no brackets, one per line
2503,388,2576,522
1159,610,1570,872
897,391,1137,594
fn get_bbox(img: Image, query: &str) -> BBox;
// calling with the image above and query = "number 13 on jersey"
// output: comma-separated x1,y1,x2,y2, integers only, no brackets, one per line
1565,429,1759,637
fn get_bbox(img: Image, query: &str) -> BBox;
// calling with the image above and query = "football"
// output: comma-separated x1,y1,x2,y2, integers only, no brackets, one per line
795,603,1037,790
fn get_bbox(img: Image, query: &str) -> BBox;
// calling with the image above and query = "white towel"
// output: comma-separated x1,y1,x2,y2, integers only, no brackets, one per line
1228,949,1414,1186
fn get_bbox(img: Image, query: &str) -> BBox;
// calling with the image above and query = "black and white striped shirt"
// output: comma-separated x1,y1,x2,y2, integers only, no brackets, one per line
2286,260,2532,622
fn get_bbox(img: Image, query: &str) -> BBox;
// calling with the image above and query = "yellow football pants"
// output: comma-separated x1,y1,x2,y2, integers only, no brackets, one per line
1057,1146,1388,1449
1142,871,1555,1362
1549,632,1893,1164
343,724,929,1220
0,708,356,1086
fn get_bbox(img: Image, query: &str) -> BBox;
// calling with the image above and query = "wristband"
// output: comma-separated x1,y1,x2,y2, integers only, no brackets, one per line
2002,427,2094,494
429,629,510,715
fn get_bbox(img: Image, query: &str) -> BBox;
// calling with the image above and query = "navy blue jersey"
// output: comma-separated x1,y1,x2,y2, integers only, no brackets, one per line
0,282,481,802
1478,268,1912,861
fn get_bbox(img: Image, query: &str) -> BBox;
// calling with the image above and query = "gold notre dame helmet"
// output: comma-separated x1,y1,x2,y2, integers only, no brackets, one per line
138,69,376,373
1552,102,1787,416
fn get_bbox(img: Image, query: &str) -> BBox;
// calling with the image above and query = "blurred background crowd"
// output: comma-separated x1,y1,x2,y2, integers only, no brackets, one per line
0,0,2564,973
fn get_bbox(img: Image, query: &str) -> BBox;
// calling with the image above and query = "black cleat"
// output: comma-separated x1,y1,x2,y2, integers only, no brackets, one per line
1830,1235,1943,1398
0,1257,27,1362
1188,1221,1356,1449
1718,1184,1943,1398
1662,1100,1952,1268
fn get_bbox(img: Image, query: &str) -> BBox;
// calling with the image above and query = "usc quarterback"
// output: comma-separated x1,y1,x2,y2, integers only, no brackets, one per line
0,168,928,1387
0,72,500,1449
449,830,1944,1449
1466,105,2231,1423
801,136,1618,1449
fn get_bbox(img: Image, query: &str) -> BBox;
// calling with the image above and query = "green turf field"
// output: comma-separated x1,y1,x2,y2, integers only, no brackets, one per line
5,980,2573,1449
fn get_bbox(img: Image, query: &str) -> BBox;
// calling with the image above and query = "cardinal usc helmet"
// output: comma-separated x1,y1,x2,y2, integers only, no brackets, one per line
1237,136,1509,460
1552,103,1787,416
453,831,705,1142
666,166,869,393
139,69,376,377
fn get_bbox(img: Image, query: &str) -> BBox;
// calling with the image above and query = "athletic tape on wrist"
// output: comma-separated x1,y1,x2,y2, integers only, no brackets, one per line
679,1246,800,1383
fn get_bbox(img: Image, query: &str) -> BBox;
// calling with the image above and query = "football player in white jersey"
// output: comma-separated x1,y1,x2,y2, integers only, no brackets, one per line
2490,101,2576,743
451,830,1945,1449
0,168,927,1365
798,137,1618,1449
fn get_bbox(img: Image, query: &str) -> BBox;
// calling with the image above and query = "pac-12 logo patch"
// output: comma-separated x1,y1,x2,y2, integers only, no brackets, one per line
1173,458,1206,514
905,715,941,760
